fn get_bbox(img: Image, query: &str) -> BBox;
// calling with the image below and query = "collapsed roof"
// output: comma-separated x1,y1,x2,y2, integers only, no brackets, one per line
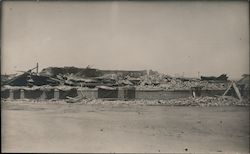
4,72,60,86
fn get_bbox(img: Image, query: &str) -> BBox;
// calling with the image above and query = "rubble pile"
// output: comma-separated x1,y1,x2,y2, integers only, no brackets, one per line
2,65,249,105
137,74,229,90
2,65,232,91
74,96,249,106
2,95,248,106
157,96,249,106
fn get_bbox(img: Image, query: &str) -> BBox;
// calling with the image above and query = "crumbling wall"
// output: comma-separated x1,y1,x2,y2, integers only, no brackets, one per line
1,87,243,100
135,90,192,100
45,89,54,99
124,87,136,99
77,89,98,99
1,89,10,99
98,88,118,98
200,90,225,97
135,90,226,100
24,90,43,99
59,88,78,99
13,90,21,99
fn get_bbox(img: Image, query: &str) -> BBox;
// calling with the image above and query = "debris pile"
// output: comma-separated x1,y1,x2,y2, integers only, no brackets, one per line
2,65,232,91
70,96,249,107
137,74,229,90
4,65,249,101
156,96,249,106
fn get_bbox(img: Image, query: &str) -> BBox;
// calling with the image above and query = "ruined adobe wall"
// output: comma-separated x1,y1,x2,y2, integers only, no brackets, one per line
2,88,231,100
135,90,192,100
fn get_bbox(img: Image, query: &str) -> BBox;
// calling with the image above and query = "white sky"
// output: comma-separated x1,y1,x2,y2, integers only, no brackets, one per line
2,1,249,79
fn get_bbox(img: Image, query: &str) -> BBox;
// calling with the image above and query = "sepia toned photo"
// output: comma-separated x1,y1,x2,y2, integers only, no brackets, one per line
1,0,249,153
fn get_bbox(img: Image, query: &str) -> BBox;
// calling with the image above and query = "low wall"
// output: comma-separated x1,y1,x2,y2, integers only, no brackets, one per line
45,90,54,99
24,90,43,99
200,90,225,97
135,90,192,100
59,89,78,99
77,89,98,99
1,88,234,100
98,88,118,98
13,90,21,99
1,89,10,99
1,89,79,100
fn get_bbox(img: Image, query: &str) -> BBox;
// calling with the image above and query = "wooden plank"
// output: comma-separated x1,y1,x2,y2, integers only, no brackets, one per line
223,82,233,96
66,95,84,103
80,83,86,97
232,82,242,101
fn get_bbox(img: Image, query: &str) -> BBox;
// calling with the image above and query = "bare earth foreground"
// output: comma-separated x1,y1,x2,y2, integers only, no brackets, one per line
1,101,249,153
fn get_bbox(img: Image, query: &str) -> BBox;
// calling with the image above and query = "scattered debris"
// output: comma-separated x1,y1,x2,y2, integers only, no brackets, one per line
3,66,231,91
2,95,248,106
64,96,249,106
138,74,229,91
66,95,86,103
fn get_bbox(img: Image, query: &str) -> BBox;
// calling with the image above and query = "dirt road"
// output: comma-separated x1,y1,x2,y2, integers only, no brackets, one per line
1,101,249,153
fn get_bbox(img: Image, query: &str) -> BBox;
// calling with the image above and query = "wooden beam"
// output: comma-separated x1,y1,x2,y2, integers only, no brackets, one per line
223,82,233,96
232,82,242,101
36,62,39,73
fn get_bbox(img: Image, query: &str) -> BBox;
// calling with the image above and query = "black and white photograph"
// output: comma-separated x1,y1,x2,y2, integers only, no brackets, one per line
1,0,249,153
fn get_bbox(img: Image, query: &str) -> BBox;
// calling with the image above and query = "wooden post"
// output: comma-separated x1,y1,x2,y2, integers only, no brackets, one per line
192,91,196,98
223,82,233,96
79,83,85,97
232,82,242,101
36,62,39,74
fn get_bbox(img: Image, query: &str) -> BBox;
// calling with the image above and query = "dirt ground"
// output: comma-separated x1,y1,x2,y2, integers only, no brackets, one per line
1,101,249,153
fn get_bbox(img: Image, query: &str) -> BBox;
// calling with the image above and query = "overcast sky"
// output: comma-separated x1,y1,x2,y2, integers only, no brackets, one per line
2,1,249,79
